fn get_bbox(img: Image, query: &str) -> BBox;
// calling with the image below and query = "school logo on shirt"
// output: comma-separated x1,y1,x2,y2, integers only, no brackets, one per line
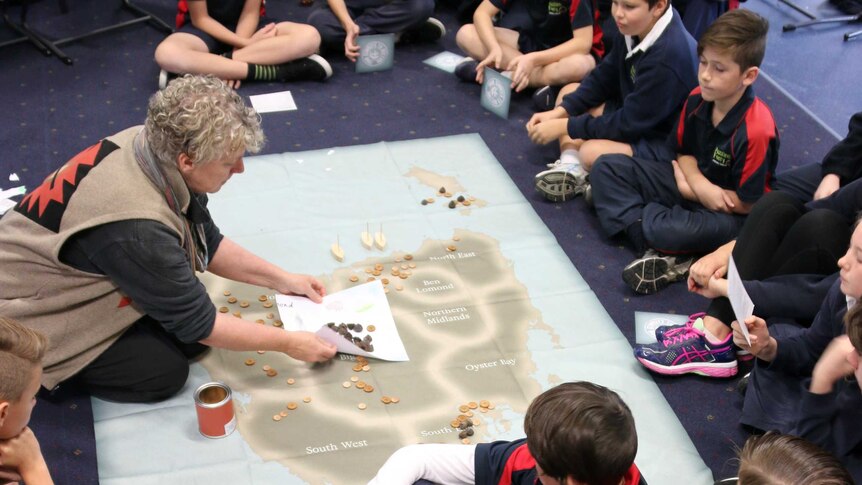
548,0,565,15
711,147,731,167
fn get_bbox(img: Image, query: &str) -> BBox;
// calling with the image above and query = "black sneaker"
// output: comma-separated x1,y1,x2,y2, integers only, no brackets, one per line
532,85,560,111
621,249,695,295
399,17,446,44
454,58,479,83
278,54,333,82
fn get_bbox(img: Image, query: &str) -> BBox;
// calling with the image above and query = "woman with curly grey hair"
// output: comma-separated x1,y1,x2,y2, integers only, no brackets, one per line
0,75,336,403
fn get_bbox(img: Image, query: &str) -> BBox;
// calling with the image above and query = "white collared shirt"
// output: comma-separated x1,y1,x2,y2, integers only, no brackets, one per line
624,6,674,59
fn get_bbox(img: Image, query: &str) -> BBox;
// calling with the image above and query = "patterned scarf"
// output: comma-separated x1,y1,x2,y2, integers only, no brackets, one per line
133,129,208,272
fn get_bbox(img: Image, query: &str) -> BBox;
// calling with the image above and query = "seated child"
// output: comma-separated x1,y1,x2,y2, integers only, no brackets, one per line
590,9,777,296
453,0,605,97
526,0,698,203
367,381,645,485
735,432,853,484
155,0,332,89
308,0,445,62
0,316,52,485
694,221,862,480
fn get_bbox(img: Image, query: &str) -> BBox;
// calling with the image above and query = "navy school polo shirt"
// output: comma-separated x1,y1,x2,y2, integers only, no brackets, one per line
490,0,604,58
673,85,779,203
475,438,646,485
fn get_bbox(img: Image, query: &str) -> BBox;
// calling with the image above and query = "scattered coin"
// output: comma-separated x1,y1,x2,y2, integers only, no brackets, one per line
287,378,296,385
266,369,278,377
303,397,312,403
356,381,366,389
404,254,413,260
362,365,371,372
349,275,359,282
450,420,460,428
227,296,238,304
367,277,376,282
218,307,229,313
263,302,273,308
381,396,392,404
233,311,241,317
350,376,359,382
447,245,457,252
425,197,435,204
273,414,282,421
262,365,272,372
463,200,472,206
461,438,471,444
239,301,250,308
258,295,268,302
390,396,400,403
287,402,298,410
279,411,288,417
273,320,283,328
342,381,352,388
444,192,453,198
255,319,265,324
381,278,389,285
487,403,496,410
364,385,374,393
244,358,256,366
256,350,265,354
468,401,478,409
479,400,490,408
458,405,469,413
453,236,461,241
266,313,275,319
358,403,367,410
223,290,232,296
352,364,363,372
367,325,376,332
396,285,403,291
408,263,416,268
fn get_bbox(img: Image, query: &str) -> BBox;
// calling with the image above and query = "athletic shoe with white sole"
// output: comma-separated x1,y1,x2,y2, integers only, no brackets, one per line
534,160,588,202
634,318,738,378
622,249,694,295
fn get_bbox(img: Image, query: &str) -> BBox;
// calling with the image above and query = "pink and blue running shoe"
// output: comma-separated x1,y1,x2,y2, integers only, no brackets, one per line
634,316,738,378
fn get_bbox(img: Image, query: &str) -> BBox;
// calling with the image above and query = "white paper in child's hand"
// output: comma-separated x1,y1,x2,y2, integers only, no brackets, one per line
727,256,754,346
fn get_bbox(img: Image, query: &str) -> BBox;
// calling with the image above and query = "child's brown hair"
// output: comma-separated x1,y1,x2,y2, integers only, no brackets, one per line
0,316,47,402
698,10,769,71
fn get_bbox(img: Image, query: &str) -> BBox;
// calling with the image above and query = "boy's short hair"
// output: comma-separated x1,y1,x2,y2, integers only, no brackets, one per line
0,317,47,402
738,432,853,484
524,381,637,485
698,9,769,71
845,302,862,353
646,0,670,14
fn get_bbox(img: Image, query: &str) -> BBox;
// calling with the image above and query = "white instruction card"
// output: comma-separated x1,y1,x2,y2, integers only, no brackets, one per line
727,256,754,345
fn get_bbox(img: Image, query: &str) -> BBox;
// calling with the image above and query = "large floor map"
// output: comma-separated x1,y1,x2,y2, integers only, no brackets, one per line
93,135,712,484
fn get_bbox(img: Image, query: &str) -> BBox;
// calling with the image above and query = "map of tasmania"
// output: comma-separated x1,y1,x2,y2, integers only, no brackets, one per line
91,135,713,485
198,229,548,484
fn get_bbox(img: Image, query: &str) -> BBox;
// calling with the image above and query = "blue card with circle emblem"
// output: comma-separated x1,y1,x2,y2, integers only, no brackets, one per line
480,68,511,120
356,34,395,73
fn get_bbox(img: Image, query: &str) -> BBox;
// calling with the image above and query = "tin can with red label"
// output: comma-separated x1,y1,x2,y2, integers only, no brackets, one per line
194,382,237,439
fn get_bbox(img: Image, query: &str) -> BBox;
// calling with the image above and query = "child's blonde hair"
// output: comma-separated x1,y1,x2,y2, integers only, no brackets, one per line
0,317,47,402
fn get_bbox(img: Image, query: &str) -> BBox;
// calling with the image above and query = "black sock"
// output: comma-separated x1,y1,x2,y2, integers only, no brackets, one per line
625,220,648,256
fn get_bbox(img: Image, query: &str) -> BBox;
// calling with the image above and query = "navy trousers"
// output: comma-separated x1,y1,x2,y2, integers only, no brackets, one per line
308,0,434,50
590,154,745,253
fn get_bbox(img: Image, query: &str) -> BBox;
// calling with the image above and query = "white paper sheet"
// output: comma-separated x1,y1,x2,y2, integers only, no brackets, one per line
727,256,754,345
0,185,25,215
275,280,409,361
249,91,297,113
